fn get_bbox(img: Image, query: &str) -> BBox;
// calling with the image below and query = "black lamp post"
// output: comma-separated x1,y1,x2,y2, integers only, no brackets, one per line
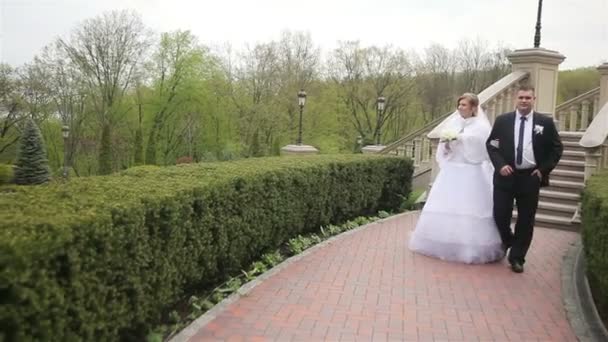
376,96,386,145
61,125,70,179
534,0,543,48
297,89,307,145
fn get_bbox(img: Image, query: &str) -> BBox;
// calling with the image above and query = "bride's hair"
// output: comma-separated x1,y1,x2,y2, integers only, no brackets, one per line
457,93,480,116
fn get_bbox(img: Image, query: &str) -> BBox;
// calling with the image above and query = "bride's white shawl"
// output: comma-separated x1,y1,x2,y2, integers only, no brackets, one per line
436,111,492,166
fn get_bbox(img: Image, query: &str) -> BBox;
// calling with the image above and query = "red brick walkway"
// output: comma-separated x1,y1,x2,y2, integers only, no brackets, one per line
186,212,579,341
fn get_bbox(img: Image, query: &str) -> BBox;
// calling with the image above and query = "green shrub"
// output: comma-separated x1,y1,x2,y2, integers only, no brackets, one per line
13,118,51,185
0,154,412,341
0,164,14,185
581,171,608,324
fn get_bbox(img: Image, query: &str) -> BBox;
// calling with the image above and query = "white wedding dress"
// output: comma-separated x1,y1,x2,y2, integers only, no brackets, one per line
408,111,504,264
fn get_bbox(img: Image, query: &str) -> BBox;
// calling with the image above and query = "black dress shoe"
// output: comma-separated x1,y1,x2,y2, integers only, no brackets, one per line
511,262,524,273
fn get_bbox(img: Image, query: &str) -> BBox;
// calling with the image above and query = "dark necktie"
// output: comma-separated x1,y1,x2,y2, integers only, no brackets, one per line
516,116,527,165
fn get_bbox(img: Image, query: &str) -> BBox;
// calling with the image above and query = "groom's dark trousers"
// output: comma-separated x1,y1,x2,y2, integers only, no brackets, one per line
486,111,563,265
493,169,540,264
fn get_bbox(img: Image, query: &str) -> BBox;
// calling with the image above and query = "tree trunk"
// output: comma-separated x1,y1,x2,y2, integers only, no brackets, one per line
98,124,113,175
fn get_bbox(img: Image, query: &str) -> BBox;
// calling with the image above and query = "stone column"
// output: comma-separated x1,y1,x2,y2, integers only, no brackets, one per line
507,48,566,117
280,144,319,155
584,147,602,182
598,62,608,109
361,145,385,154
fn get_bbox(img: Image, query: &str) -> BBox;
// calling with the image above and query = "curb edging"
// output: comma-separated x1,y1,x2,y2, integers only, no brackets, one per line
562,237,608,342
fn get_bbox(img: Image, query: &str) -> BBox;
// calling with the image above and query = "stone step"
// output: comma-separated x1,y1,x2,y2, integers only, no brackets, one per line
559,131,584,141
546,182,584,195
563,141,585,152
559,138,584,145
551,169,585,182
512,201,577,219
539,201,578,213
534,223,580,232
536,201,578,219
512,212,579,231
555,159,586,172
559,159,585,167
561,150,586,161
539,189,580,206
533,213,579,231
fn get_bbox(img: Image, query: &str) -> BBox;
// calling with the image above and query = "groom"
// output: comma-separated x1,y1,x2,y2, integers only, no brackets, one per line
486,85,563,273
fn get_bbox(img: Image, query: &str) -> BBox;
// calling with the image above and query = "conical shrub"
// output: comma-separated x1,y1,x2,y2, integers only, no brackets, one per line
14,118,51,185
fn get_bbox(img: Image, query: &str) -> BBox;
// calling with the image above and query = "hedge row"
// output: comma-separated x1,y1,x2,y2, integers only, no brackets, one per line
581,171,608,325
0,154,413,341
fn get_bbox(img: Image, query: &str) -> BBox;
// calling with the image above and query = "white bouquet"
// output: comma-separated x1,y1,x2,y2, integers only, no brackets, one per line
439,128,459,142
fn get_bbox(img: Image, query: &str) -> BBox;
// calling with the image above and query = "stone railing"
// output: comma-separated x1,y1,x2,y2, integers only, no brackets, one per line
580,101,608,181
381,71,529,182
556,87,601,132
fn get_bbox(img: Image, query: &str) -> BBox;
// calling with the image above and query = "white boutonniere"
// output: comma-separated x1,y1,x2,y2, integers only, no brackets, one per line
534,124,544,135
490,139,499,148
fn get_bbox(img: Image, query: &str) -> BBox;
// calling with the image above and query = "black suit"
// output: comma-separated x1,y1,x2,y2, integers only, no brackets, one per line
486,111,563,264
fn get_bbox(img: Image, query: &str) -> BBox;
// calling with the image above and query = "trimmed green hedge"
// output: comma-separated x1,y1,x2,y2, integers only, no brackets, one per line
0,155,412,341
581,171,608,323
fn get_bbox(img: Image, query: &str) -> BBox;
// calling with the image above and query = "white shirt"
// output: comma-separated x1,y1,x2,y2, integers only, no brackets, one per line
514,110,537,169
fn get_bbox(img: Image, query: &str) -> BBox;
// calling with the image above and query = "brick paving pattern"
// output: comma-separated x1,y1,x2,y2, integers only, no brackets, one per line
189,212,579,341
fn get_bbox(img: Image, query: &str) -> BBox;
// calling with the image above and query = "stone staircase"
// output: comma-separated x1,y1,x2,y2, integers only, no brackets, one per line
512,131,585,231
381,59,608,232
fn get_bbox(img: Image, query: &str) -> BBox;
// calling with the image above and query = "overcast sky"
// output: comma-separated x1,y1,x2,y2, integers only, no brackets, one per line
1,0,607,69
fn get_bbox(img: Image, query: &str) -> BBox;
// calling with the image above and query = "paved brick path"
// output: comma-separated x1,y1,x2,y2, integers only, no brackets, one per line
186,212,579,341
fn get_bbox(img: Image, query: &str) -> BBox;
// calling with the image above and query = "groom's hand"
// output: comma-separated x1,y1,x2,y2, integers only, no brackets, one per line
499,165,513,176
532,169,542,180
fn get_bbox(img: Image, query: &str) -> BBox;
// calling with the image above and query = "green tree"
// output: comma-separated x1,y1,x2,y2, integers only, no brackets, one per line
145,30,207,165
14,119,51,185
0,64,24,159
558,67,600,103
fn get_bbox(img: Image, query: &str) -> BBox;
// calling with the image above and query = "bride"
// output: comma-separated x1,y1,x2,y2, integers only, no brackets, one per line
408,93,504,264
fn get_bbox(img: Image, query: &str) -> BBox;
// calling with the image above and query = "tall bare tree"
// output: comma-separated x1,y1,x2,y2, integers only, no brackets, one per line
228,42,281,155
276,31,320,144
455,38,490,93
59,10,151,174
455,38,511,94
329,42,415,144
414,44,457,122
31,43,91,174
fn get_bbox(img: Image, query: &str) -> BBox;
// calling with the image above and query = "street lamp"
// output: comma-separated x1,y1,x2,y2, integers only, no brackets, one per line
376,96,386,145
297,89,307,145
61,125,70,179
534,0,543,48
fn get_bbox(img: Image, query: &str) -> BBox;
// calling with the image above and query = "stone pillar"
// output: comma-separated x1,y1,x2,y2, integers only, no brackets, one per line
598,62,608,109
361,145,385,154
507,48,566,117
280,144,319,155
427,138,440,187
584,147,602,182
